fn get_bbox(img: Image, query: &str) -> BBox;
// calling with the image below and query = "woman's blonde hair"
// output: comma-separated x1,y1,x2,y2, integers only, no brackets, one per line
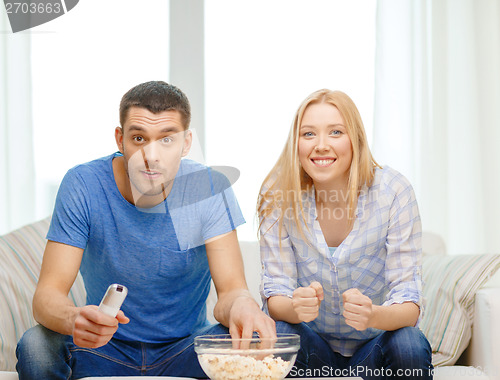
257,89,380,240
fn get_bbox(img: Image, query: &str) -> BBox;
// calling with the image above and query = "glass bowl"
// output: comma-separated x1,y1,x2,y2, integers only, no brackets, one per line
194,333,300,380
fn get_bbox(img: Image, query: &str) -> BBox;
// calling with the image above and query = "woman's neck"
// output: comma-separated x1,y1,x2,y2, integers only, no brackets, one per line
314,180,349,207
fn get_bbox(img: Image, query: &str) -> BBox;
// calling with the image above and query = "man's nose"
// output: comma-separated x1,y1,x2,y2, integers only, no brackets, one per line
141,140,161,165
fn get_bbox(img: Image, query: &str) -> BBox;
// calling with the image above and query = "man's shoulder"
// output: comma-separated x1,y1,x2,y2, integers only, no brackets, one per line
56,153,116,197
66,153,115,178
177,159,234,193
178,158,207,173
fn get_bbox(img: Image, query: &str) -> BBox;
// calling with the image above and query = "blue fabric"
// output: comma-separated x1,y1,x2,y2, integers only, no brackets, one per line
328,247,337,255
276,322,433,379
16,323,230,379
47,153,244,343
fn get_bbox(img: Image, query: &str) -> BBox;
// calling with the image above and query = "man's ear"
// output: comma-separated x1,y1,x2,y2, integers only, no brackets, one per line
115,126,124,153
181,130,192,157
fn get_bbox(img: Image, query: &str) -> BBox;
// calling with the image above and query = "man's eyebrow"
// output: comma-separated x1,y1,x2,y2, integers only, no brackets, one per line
127,125,182,133
159,127,183,133
127,125,146,133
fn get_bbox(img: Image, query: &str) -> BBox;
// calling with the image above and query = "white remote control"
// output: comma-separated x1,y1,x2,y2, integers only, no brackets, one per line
98,284,128,317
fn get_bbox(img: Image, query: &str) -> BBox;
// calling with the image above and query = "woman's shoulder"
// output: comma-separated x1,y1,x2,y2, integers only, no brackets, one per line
259,173,281,194
372,165,415,196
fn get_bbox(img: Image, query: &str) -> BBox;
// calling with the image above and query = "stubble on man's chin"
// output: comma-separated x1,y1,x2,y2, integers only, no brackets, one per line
128,175,177,206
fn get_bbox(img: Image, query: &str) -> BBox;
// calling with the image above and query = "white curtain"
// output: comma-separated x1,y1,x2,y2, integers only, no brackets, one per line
0,12,35,234
374,0,500,255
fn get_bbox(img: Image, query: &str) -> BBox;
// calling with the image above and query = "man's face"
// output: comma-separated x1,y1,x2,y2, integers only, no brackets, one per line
115,107,191,205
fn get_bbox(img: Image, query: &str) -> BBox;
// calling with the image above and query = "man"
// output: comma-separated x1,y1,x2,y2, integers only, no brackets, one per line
16,81,275,379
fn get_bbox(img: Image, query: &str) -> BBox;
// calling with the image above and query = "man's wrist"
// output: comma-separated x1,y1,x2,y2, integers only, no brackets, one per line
231,291,259,309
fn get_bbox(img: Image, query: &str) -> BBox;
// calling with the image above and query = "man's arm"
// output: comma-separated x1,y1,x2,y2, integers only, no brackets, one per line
206,230,276,339
33,241,129,347
33,241,84,334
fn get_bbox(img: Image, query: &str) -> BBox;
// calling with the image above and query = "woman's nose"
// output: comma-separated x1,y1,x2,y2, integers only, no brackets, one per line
315,134,329,152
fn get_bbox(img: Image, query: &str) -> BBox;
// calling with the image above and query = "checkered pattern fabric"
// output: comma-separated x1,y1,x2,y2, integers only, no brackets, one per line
259,166,422,356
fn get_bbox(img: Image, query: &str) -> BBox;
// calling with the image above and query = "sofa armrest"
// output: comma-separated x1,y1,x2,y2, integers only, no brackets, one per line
461,287,500,380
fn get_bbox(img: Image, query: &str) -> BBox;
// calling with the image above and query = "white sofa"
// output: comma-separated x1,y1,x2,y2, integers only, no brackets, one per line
1,218,499,379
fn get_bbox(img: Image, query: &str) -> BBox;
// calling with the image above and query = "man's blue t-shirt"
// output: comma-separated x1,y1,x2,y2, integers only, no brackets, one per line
47,153,245,343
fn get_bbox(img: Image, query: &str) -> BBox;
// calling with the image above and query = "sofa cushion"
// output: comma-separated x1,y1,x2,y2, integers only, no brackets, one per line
421,254,500,366
0,217,86,371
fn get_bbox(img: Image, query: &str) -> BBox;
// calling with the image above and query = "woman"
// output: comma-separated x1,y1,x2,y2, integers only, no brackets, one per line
257,89,432,379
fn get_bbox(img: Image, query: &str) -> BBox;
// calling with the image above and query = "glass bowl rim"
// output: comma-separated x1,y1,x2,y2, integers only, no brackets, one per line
194,333,299,343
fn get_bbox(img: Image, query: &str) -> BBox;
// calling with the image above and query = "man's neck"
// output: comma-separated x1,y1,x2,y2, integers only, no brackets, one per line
129,183,173,209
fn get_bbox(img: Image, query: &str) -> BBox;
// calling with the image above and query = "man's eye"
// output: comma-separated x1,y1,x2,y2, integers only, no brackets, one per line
161,137,173,144
133,136,144,143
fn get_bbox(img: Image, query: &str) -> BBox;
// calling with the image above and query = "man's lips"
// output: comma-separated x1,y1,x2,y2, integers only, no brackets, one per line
140,169,163,179
310,157,336,167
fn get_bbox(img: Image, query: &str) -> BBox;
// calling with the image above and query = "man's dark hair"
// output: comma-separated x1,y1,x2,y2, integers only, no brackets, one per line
119,81,191,129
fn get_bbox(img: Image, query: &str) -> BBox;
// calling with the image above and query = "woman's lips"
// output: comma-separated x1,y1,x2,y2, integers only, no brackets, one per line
311,158,336,167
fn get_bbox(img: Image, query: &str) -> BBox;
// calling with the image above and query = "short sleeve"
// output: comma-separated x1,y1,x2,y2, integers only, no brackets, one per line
201,169,245,242
46,167,91,249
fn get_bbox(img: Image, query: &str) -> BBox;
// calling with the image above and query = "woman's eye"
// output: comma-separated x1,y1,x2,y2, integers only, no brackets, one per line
302,132,314,137
331,130,342,136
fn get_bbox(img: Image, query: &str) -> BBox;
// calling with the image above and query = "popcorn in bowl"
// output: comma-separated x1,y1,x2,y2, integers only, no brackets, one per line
194,334,300,380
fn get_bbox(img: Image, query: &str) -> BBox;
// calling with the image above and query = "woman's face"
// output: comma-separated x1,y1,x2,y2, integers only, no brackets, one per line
298,102,353,188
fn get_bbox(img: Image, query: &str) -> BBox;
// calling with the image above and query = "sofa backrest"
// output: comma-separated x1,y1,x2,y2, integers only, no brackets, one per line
5,217,496,373
0,217,85,371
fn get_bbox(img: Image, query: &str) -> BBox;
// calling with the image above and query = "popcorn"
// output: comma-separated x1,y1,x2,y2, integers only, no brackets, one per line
199,352,291,380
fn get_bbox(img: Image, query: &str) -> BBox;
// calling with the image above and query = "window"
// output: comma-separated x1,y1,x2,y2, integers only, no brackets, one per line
31,0,170,219
205,0,376,240
30,0,375,240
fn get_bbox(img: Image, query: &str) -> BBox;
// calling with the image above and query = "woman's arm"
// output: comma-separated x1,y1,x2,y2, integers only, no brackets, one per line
371,302,419,330
343,287,419,331
268,296,301,323
382,170,424,322
268,281,324,324
259,202,300,318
